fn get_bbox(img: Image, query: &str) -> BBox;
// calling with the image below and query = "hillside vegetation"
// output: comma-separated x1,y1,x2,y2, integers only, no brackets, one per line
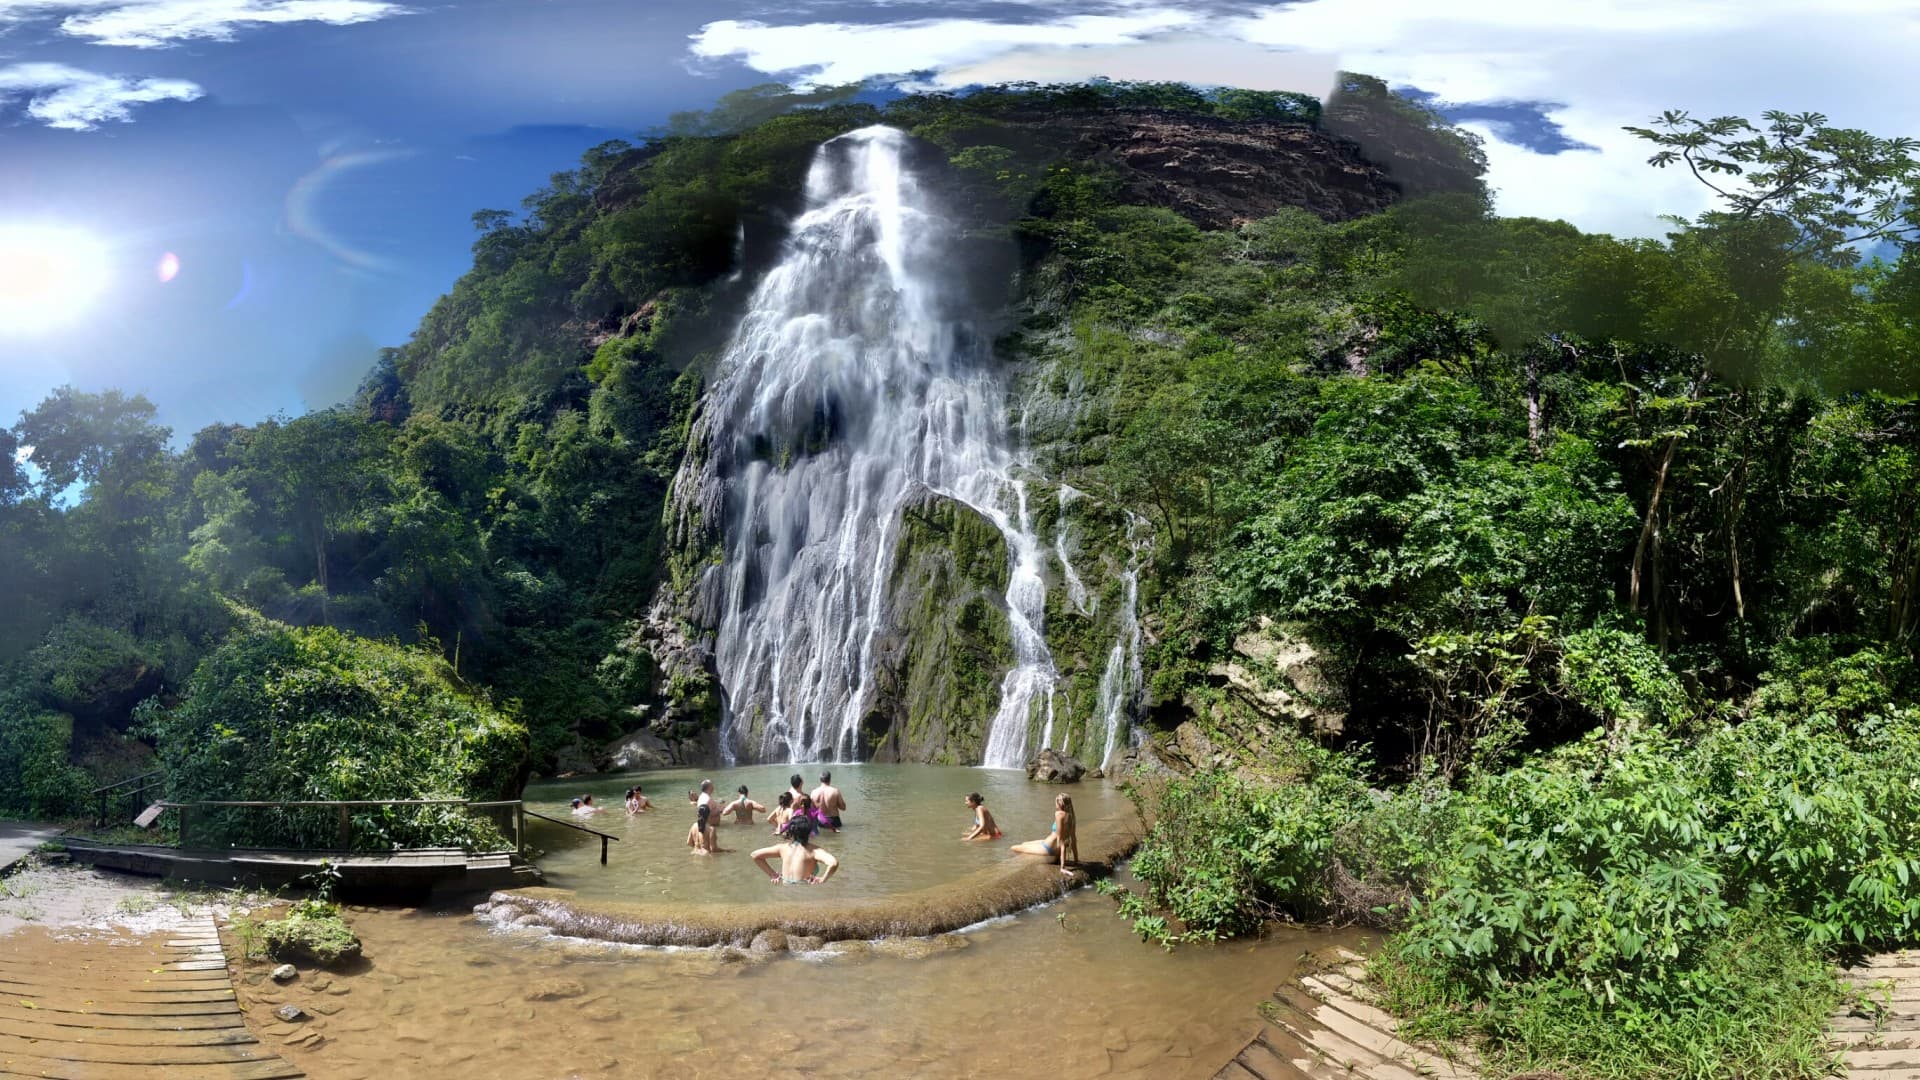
0,79,1916,1076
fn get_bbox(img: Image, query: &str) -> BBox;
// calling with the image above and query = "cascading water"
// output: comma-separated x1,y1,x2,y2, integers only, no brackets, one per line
689,126,1061,766
1093,515,1149,768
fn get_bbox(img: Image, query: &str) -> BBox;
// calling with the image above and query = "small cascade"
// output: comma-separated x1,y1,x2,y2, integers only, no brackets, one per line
1094,516,1149,768
1054,485,1092,616
690,126,1063,765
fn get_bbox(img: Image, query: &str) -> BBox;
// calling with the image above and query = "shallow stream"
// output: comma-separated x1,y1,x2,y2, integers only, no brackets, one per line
244,884,1359,1080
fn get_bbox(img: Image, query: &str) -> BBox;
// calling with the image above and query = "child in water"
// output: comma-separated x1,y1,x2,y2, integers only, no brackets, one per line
960,792,1002,841
625,786,651,814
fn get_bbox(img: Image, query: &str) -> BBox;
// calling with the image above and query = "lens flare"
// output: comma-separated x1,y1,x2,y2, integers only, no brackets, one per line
0,224,111,336
157,251,180,283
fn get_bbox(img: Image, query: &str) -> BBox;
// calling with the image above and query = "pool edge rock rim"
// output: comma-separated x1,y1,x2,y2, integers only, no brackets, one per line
480,806,1143,947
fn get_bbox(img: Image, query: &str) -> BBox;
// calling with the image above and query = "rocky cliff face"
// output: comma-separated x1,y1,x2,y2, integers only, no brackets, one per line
859,490,1016,764
994,108,1460,229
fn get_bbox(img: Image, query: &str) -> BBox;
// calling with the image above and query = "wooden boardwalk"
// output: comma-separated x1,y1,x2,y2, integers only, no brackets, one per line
1837,949,1920,1079
0,916,304,1080
1217,947,1480,1080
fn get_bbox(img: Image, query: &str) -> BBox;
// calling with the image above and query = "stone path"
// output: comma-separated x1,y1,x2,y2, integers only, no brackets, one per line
1837,949,1920,1079
0,822,63,877
1216,947,1480,1080
0,915,304,1080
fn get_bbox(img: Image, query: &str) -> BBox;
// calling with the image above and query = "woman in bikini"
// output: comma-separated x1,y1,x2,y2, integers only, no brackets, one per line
1011,793,1078,875
960,792,1002,841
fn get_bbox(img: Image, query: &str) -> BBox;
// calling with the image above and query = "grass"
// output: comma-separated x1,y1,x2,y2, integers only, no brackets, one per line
1372,916,1846,1080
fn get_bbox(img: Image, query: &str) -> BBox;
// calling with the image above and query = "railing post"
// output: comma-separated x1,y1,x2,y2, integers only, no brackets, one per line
601,835,608,866
337,805,352,850
177,805,190,847
517,804,526,857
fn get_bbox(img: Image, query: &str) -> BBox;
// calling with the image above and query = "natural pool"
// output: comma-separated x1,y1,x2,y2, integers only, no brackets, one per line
524,764,1127,906
238,878,1362,1080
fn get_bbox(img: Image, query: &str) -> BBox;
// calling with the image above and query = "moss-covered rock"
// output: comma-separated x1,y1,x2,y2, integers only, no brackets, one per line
861,491,1016,763
259,900,361,968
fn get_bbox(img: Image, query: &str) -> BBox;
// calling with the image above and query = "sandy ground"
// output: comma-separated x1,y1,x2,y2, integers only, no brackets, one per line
0,859,274,938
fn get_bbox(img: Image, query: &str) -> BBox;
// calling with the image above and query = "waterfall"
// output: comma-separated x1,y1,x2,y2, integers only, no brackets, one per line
692,126,1060,765
1094,515,1149,768
1054,485,1092,616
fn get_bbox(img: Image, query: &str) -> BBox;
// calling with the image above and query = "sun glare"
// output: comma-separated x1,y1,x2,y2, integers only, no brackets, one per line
0,224,112,337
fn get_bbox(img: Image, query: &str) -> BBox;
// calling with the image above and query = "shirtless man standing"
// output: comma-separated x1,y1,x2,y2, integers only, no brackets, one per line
811,770,847,830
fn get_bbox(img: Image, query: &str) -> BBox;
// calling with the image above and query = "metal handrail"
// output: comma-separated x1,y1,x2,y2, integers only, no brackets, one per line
524,808,620,864
90,769,162,796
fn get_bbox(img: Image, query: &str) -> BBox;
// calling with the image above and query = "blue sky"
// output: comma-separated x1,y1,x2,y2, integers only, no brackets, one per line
1,0,1914,438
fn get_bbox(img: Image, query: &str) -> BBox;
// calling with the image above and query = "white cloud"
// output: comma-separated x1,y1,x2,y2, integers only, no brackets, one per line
689,8,1204,89
0,61,201,129
935,34,1337,96
690,0,1920,238
0,0,407,48
1233,0,1920,236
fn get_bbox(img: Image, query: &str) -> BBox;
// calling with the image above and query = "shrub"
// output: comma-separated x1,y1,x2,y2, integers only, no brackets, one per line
0,692,90,819
153,624,528,850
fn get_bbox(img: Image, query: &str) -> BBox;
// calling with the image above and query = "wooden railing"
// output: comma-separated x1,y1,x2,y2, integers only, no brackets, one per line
91,769,164,826
523,808,620,864
130,797,619,865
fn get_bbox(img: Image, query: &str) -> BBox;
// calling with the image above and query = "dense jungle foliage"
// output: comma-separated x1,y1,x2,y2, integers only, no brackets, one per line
1,75,1917,1076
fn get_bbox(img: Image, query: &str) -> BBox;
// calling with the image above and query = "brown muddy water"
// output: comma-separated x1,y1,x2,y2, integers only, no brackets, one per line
234,884,1362,1080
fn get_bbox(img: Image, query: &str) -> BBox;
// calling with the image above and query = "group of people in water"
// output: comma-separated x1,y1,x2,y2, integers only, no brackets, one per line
567,773,1081,882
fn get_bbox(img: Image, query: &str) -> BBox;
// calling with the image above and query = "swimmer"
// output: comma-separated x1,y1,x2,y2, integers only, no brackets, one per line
767,791,795,833
579,794,603,814
960,792,1002,841
721,785,766,825
570,797,585,815
1011,793,1078,876
750,812,839,884
786,773,808,808
697,780,725,852
625,786,652,814
811,770,847,830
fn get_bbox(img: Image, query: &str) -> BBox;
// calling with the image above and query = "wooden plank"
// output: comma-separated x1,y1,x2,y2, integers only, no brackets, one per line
133,802,166,829
1298,975,1479,1078
0,1050,302,1080
0,1004,244,1032
1214,1063,1264,1080
1267,990,1425,1080
0,1032,279,1066
0,1017,258,1048
0,968,236,992
1850,1049,1920,1069
0,989,239,1015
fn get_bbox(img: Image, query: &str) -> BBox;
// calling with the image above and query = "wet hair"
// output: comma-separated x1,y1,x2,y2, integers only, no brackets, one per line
965,792,983,806
784,814,816,846
570,798,582,808
700,779,713,793
633,785,642,793
624,788,634,799
790,773,804,789
583,795,594,805
737,785,749,796
819,770,831,783
777,792,793,808
796,794,814,812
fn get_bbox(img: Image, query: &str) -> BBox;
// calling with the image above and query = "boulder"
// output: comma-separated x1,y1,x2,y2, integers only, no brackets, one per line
1026,748,1087,784
748,929,788,953
270,964,298,983
524,977,587,1002
274,1004,308,1023
1207,618,1345,737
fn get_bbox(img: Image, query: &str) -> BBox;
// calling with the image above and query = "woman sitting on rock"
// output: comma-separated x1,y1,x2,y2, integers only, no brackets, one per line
1011,794,1077,875
960,792,1002,841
